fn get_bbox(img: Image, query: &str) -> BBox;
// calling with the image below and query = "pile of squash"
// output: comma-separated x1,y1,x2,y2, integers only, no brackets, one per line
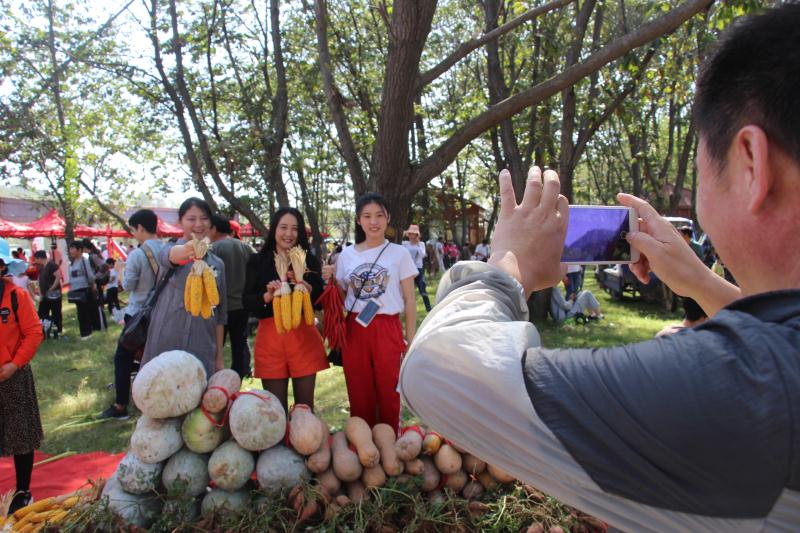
6,350,518,530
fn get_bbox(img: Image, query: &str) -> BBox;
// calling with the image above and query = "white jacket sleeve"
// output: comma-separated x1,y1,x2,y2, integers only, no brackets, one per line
398,261,764,533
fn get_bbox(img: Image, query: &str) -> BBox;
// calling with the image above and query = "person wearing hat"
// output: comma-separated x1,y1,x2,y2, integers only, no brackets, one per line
402,224,432,312
0,238,45,514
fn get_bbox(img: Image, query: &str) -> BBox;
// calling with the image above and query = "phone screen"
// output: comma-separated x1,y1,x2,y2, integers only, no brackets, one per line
561,206,633,263
355,299,381,328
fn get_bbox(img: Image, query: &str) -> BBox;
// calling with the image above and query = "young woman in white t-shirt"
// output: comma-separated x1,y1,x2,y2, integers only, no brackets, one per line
322,192,417,432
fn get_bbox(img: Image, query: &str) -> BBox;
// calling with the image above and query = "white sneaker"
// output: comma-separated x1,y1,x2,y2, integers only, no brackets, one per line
80,335,93,341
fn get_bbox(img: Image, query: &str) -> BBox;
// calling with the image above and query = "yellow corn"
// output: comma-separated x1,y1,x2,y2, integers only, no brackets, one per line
200,286,212,319
190,274,203,316
281,289,293,332
184,275,192,311
303,289,314,326
0,516,7,528
60,496,80,509
28,510,59,524
47,510,69,524
273,294,284,334
202,266,219,306
13,498,55,521
15,523,36,533
291,288,303,329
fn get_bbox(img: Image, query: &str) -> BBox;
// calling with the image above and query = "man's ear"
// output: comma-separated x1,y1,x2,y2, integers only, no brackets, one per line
733,125,773,215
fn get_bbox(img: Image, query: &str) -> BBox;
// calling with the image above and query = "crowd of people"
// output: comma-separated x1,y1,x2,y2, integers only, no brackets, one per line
1,5,796,528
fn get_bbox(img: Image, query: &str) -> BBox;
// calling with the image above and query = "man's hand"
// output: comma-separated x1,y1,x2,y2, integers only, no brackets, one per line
488,167,569,296
321,264,335,283
618,193,741,314
618,193,710,296
0,362,19,382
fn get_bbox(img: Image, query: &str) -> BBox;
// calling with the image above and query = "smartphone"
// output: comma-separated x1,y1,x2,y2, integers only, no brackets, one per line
561,205,639,265
355,299,382,328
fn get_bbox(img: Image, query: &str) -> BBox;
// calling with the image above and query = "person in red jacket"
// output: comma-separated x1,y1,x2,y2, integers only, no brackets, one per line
0,238,45,514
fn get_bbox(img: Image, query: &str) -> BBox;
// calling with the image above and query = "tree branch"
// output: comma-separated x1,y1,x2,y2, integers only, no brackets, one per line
308,0,368,195
412,0,713,191
416,0,574,92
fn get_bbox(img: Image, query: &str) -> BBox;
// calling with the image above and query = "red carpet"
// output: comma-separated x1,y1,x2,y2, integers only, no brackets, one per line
0,450,124,499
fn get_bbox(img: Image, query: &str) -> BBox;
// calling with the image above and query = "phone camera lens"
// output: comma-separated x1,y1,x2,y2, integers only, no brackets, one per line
620,231,628,239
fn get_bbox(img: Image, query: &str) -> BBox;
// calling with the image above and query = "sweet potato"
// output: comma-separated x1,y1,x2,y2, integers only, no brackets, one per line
462,454,487,475
331,431,363,482
361,464,387,489
462,480,484,500
394,428,423,461
289,405,325,455
372,423,403,476
487,464,516,484
346,480,368,503
306,421,332,474
477,470,499,491
444,470,468,492
433,444,462,475
419,456,440,492
316,468,341,495
345,417,380,467
403,458,425,476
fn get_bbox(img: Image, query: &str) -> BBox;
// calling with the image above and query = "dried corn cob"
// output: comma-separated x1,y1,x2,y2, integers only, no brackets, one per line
273,288,285,334
202,265,219,306
303,289,314,326
13,498,56,521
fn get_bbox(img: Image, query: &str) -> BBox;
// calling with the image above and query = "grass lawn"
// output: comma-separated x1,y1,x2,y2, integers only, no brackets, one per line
32,268,682,456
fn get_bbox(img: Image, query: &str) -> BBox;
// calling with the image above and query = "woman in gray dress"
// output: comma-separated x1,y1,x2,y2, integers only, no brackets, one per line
140,198,227,378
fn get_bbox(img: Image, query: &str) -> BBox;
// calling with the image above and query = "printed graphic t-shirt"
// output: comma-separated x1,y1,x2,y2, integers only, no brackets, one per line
402,241,426,269
335,241,418,315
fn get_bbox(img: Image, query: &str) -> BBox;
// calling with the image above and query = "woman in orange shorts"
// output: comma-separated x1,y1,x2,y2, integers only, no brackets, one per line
243,208,328,411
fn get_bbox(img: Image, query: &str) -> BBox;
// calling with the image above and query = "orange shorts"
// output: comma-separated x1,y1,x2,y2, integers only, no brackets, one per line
253,317,329,379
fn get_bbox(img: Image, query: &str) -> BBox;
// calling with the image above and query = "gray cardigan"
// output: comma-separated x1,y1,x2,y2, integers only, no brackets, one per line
140,239,227,379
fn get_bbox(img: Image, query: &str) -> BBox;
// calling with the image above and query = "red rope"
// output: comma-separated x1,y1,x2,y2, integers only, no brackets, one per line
400,425,425,440
200,389,273,429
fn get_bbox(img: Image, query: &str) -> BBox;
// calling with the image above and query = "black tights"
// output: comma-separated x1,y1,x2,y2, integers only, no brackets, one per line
14,452,34,492
261,375,317,413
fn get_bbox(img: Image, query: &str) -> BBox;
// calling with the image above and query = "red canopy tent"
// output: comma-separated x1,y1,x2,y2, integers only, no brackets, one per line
25,209,65,237
156,217,183,238
0,216,36,238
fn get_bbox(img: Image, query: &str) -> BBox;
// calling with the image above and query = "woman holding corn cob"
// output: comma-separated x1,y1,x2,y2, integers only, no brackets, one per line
139,198,227,379
243,207,327,412
321,192,418,433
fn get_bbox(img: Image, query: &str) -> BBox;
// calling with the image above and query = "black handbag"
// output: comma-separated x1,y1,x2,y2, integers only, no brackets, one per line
119,267,176,352
327,243,390,366
67,258,92,303
67,288,89,303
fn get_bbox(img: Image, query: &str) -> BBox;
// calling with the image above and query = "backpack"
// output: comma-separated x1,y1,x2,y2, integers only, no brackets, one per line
0,280,19,324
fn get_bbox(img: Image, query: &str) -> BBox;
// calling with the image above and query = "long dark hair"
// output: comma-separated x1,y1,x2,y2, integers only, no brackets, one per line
260,207,310,256
354,192,389,244
178,197,213,220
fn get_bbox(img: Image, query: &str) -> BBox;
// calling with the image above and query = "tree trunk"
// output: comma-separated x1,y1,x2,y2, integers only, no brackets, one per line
483,0,526,198
370,0,437,239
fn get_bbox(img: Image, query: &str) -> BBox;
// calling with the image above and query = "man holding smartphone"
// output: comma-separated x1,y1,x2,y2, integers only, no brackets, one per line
400,5,800,531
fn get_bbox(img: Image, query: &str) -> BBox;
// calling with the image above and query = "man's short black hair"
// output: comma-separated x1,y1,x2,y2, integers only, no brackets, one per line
128,209,158,234
210,214,232,235
106,258,116,265
68,241,84,250
694,4,800,170
34,250,47,259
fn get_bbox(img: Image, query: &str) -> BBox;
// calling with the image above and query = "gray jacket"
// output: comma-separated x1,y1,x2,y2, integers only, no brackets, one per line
122,239,166,317
67,256,94,291
140,240,227,379
400,261,800,532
